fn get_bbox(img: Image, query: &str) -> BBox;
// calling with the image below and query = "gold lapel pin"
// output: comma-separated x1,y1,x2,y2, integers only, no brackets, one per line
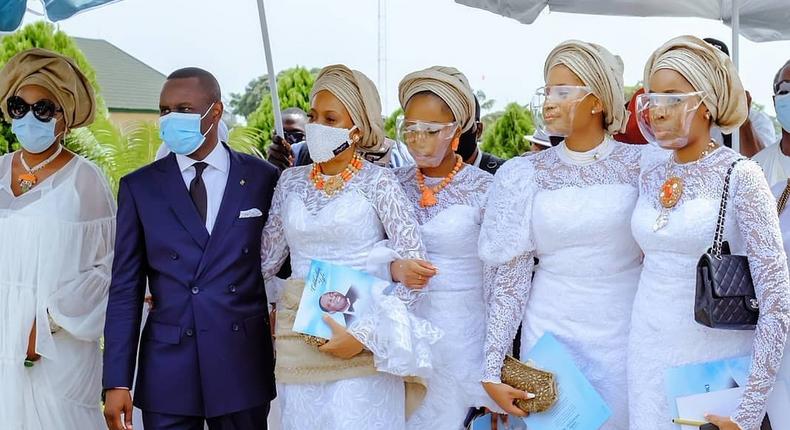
240,179,246,186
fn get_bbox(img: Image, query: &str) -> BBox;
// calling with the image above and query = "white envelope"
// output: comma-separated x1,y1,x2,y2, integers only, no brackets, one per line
239,208,263,219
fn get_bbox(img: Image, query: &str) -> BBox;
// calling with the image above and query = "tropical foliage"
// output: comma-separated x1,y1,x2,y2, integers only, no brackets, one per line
67,117,161,194
246,66,316,151
481,102,534,159
384,107,403,140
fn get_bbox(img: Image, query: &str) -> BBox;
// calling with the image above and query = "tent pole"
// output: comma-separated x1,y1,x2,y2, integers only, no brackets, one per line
731,0,741,153
255,0,284,137
731,0,740,70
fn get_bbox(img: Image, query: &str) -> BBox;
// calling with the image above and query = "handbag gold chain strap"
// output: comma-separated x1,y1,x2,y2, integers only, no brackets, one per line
778,179,790,215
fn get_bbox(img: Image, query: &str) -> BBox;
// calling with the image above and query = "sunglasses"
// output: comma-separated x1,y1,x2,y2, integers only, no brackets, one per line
284,130,305,144
6,96,63,122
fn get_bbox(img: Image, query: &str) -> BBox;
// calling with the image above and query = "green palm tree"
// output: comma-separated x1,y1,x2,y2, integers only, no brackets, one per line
67,118,161,194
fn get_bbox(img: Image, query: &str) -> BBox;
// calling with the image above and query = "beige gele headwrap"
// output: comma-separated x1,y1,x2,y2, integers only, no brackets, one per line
0,48,96,129
398,66,476,133
311,64,384,151
644,35,747,134
545,40,628,134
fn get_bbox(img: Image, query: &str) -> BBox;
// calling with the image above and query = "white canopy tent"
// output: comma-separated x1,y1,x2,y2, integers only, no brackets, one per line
455,0,790,150
455,0,790,67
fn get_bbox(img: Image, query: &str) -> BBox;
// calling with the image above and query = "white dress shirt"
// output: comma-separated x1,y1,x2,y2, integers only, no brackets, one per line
753,139,790,188
772,181,790,269
175,140,229,233
711,107,777,148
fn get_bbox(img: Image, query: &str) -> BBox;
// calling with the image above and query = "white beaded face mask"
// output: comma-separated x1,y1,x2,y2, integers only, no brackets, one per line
304,123,357,163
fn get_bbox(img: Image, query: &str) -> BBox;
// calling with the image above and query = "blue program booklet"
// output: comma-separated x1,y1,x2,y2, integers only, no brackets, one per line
665,355,751,419
292,259,385,340
664,356,772,429
471,413,527,430
522,333,611,430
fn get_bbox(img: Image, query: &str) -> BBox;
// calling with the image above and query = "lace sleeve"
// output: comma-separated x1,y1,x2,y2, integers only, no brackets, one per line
372,168,426,260
479,156,538,383
371,169,427,306
478,157,536,265
730,161,790,430
482,255,535,383
260,174,290,302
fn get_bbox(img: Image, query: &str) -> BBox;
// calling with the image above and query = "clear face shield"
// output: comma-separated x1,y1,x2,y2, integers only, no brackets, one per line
397,118,459,168
636,91,706,149
530,85,592,137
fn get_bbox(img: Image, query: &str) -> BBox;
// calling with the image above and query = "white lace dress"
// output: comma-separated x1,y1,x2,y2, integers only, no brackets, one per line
479,140,643,430
393,165,500,429
0,153,116,430
260,161,428,430
629,146,790,430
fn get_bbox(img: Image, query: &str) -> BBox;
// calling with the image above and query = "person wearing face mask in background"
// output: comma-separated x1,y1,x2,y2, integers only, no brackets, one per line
260,64,440,430
457,95,506,173
703,38,777,157
629,36,790,430
103,67,280,430
752,60,790,188
390,66,507,429
770,61,790,299
265,107,309,170
0,48,116,430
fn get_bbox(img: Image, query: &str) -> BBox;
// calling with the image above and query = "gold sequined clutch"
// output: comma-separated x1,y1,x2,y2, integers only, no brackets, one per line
501,355,558,413
299,333,328,348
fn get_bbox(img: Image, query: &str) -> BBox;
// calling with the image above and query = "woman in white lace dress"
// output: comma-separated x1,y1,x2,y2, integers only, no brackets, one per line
479,40,640,429
628,36,790,430
0,49,115,429
260,65,438,430
392,66,500,428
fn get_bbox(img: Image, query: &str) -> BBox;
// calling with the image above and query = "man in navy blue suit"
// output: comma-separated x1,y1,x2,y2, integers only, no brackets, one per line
103,67,278,430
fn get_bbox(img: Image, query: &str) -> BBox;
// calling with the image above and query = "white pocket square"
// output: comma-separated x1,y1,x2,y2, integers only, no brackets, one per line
239,208,263,219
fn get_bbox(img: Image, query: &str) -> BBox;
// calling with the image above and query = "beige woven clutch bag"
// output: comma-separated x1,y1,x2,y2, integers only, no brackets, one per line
500,355,558,413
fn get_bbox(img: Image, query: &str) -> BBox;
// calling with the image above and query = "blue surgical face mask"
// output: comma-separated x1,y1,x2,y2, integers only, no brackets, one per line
159,104,215,155
11,111,59,154
775,93,790,133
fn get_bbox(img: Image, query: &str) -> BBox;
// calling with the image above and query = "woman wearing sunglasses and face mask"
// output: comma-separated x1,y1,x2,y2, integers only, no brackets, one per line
260,64,438,430
389,66,503,428
0,49,116,429
480,40,642,429
628,36,790,430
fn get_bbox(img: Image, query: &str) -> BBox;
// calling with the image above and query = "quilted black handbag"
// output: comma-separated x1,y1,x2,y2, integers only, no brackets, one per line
695,159,759,330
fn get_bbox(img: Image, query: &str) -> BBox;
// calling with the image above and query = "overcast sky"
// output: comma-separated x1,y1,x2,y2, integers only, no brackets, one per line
17,0,790,118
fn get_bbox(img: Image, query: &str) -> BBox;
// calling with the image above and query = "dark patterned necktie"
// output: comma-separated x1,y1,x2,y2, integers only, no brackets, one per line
189,162,208,225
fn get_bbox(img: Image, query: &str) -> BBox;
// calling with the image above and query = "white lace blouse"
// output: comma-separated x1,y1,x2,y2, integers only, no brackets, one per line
478,141,642,383
259,161,438,375
260,161,425,290
637,146,790,429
